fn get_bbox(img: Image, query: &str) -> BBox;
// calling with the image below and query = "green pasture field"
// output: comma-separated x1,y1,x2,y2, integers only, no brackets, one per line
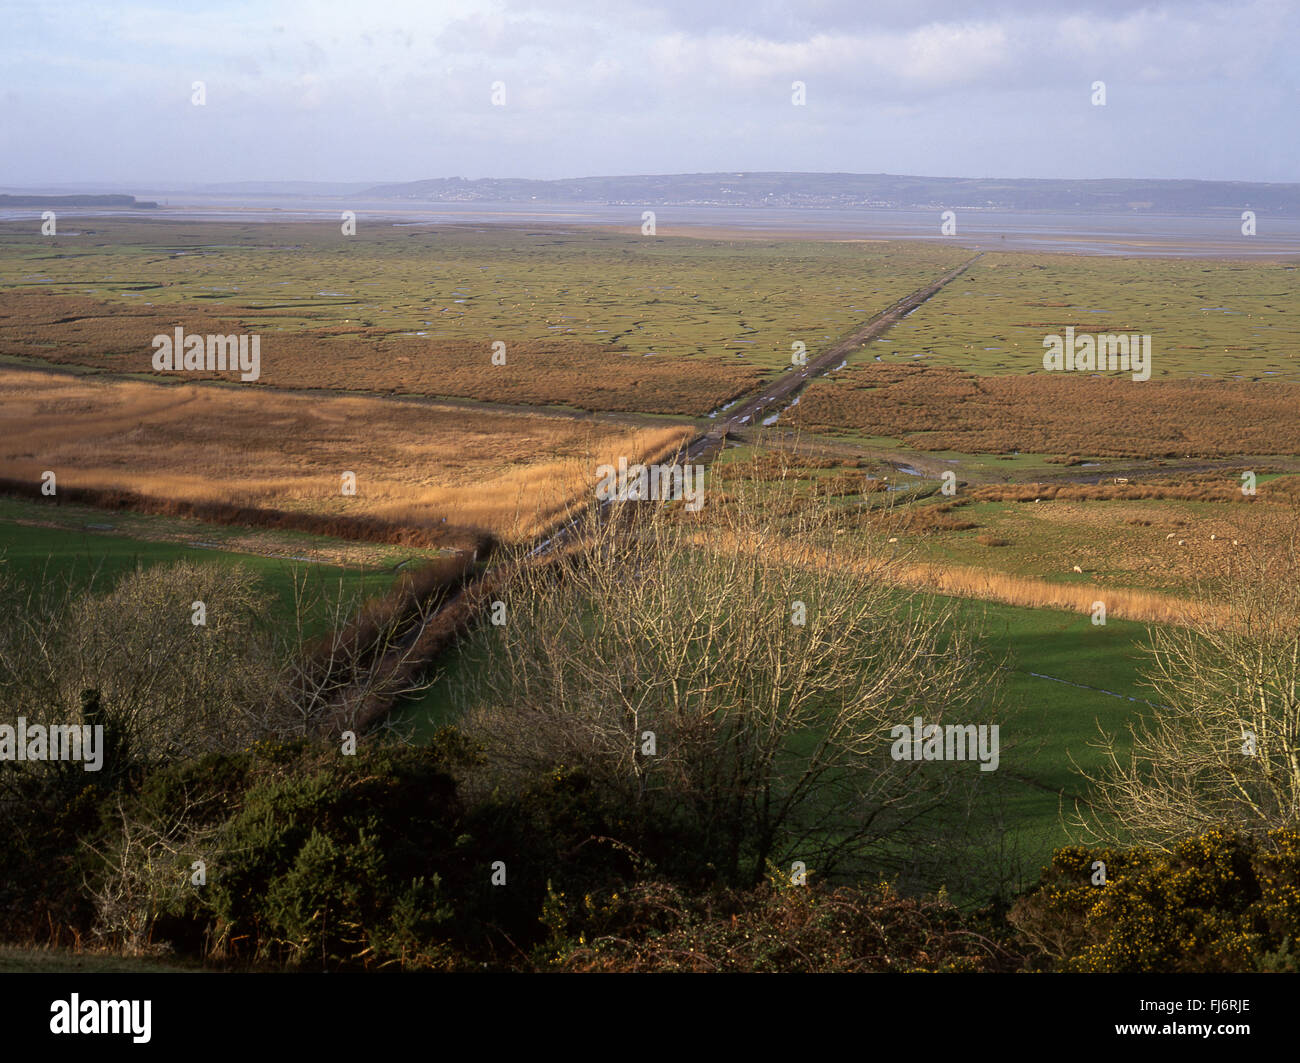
953,597,1147,853
850,252,1300,381
0,495,436,570
0,498,406,621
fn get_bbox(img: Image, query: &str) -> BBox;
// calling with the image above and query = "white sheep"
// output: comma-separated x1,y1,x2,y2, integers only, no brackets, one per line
1072,565,1083,573
1178,539,1186,546
1165,533,1175,539
1210,534,1217,541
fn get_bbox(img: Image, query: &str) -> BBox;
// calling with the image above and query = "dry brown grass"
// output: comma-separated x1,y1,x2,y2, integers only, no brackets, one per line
970,477,1300,504
787,363,1300,459
893,562,1213,626
892,501,981,533
699,527,1216,627
0,368,695,542
0,290,763,417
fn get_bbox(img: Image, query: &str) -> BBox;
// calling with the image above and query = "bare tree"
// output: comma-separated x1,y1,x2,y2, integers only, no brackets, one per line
0,560,275,770
82,789,221,956
457,457,1004,885
270,565,445,737
0,557,452,772
1073,532,1300,848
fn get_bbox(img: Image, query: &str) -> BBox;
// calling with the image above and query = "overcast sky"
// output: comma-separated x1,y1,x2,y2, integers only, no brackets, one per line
2,0,1297,188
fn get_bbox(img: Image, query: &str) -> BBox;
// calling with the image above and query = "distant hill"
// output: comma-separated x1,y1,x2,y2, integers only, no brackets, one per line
0,194,158,209
192,181,377,196
361,172,1300,215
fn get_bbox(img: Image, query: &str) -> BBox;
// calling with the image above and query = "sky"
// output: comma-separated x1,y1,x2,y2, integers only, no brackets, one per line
1,0,1297,188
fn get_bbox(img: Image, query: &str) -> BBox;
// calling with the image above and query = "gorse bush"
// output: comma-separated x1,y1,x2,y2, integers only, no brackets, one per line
201,745,462,967
1010,829,1300,972
77,740,648,969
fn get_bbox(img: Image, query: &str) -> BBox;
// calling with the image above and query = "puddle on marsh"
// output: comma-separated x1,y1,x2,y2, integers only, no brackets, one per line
761,394,801,426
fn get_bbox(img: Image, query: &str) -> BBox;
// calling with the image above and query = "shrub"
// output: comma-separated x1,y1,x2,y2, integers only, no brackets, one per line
547,877,1023,973
1009,829,1300,972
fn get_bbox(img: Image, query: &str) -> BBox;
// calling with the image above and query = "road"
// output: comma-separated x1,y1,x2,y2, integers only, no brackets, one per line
686,252,983,462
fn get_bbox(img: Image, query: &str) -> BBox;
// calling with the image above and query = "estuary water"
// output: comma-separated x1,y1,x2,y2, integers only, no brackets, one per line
4,195,1299,257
